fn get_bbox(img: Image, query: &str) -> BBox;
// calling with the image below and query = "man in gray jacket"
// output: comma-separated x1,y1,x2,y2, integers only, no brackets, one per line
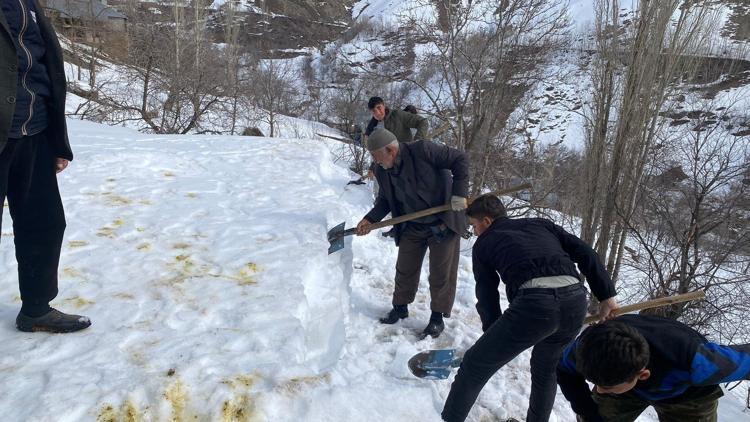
1,0,91,332
356,128,468,338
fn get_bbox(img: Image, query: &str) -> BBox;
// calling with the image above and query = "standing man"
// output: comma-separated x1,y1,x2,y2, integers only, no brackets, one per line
356,128,468,338
558,315,750,422
364,96,428,142
442,194,618,422
1,0,91,332
365,97,429,237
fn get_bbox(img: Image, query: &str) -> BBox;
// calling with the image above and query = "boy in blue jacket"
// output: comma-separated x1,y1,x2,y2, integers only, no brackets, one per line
557,314,750,421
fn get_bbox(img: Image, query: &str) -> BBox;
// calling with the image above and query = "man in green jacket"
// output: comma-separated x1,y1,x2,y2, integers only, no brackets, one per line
1,0,91,332
365,96,428,142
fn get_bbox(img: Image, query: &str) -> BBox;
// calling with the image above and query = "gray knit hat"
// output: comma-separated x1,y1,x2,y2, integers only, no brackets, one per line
366,128,398,151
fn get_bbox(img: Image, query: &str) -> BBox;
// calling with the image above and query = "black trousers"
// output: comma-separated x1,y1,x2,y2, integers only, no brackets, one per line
0,131,66,307
442,284,588,422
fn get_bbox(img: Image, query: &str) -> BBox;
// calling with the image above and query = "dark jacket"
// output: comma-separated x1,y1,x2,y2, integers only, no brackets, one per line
365,107,428,142
365,140,468,246
1,0,72,160
557,315,750,422
472,217,616,330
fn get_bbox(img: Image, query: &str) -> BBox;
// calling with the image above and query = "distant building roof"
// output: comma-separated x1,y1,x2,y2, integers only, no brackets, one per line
43,0,127,21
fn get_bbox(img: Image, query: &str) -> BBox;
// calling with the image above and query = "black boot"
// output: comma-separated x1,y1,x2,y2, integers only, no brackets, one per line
379,305,408,324
16,308,92,333
422,311,445,338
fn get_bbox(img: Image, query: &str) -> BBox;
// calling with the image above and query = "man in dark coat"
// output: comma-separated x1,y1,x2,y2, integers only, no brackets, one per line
365,96,428,142
1,0,91,332
442,194,618,422
356,128,468,338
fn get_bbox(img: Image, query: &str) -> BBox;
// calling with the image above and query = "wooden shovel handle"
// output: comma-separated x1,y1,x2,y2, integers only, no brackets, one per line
583,290,706,325
368,182,532,230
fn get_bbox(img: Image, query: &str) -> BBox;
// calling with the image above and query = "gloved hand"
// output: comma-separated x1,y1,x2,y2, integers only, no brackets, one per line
450,195,467,211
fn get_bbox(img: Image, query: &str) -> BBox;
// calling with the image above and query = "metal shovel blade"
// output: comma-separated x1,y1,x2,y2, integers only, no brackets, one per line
327,222,346,254
408,349,461,380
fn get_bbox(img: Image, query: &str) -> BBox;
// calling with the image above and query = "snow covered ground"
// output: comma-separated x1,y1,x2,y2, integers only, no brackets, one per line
0,119,748,421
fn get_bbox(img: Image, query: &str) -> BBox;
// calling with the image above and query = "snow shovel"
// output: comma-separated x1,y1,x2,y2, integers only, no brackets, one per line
327,183,532,254
407,290,706,379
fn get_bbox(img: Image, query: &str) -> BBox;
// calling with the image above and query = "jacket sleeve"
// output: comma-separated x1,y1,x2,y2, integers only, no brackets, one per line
402,111,428,140
557,342,604,422
473,246,501,331
690,343,750,385
364,172,391,223
416,141,469,198
365,117,378,136
549,222,616,301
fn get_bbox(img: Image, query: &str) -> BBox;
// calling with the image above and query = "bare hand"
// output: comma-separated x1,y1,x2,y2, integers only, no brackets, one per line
598,297,619,321
356,218,372,236
55,158,69,174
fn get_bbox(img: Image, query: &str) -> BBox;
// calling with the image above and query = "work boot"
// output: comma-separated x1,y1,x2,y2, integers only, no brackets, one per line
422,311,445,338
379,305,408,324
16,308,91,333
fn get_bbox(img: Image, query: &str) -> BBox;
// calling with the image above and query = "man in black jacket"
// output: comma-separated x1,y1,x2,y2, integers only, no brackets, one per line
442,194,618,422
356,128,468,338
1,0,91,332
558,315,750,422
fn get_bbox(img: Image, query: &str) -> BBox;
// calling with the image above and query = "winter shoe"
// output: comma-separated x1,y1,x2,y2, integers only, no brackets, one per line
422,319,445,338
423,312,445,338
379,305,408,324
16,308,91,333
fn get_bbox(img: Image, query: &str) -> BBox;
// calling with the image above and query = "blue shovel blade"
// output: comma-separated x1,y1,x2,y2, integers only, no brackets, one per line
327,222,346,254
408,349,460,379
421,349,456,369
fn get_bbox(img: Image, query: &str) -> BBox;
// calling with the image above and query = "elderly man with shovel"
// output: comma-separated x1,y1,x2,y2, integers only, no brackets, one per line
355,128,469,338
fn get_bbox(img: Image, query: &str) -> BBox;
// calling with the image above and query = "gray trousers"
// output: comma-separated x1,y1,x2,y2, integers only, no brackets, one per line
393,224,460,315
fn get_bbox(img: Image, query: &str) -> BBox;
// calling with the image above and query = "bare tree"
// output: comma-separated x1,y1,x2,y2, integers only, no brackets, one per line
404,0,569,193
624,100,750,341
580,0,724,288
338,1,568,193
251,59,300,138
83,1,223,134
215,0,250,135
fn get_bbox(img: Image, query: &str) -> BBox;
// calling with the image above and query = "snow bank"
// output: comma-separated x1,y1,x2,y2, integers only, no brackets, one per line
0,119,357,420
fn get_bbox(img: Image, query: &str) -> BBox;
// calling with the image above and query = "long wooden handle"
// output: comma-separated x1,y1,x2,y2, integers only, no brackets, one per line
583,290,706,325
476,183,532,204
368,182,532,230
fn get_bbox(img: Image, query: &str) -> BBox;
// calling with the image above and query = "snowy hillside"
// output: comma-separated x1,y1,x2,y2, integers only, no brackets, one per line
0,120,747,421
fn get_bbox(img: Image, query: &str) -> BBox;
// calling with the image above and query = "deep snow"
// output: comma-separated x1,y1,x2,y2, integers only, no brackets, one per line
1,119,748,421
